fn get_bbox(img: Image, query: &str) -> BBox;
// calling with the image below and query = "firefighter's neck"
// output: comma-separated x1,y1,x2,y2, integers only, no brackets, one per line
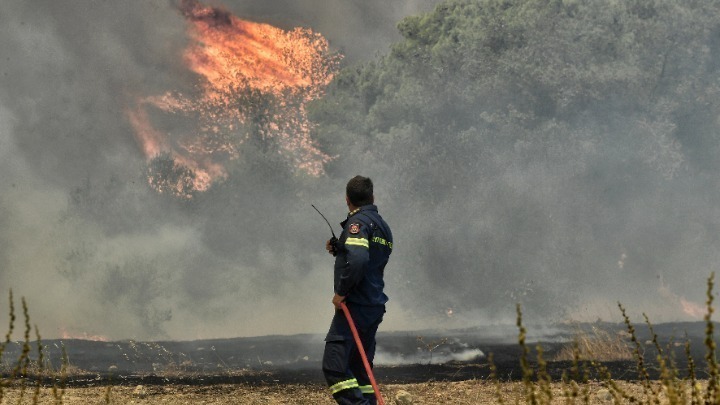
346,196,359,214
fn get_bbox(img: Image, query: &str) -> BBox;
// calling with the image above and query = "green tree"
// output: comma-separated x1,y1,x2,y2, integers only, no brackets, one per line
309,0,720,319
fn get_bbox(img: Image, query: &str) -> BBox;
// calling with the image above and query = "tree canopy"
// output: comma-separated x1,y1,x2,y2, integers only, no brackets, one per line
307,0,720,320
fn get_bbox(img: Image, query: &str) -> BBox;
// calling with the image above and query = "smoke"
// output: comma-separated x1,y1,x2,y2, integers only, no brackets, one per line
1,0,713,343
0,0,444,341
375,347,484,366
376,117,718,330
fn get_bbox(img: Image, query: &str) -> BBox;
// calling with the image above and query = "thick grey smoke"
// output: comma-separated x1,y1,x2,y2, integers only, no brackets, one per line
0,0,441,340
0,0,711,343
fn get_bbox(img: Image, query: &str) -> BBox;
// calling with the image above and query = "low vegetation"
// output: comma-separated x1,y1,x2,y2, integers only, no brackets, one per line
1,274,719,403
499,273,720,404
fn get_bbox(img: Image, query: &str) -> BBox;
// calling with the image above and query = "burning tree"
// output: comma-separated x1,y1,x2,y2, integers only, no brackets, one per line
145,153,197,199
128,0,341,198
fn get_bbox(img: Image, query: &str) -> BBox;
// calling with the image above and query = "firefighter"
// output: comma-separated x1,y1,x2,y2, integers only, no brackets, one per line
322,175,393,405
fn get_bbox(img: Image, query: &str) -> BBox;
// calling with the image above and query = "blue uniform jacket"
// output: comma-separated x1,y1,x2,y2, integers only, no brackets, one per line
334,204,393,306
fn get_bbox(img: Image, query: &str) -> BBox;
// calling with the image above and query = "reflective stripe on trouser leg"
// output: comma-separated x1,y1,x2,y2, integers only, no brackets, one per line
348,322,377,398
330,378,359,394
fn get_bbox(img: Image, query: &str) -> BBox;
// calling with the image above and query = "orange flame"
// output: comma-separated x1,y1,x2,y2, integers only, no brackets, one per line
679,297,705,319
59,326,109,342
128,0,341,198
657,276,705,319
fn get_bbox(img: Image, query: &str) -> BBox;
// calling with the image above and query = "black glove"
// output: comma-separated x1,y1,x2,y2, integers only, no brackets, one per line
329,236,339,256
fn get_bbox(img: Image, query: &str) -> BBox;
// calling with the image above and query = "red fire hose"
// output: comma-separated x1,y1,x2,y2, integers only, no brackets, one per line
339,302,385,405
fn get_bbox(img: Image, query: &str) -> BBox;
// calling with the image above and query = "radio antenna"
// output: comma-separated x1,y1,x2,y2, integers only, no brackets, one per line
312,204,337,239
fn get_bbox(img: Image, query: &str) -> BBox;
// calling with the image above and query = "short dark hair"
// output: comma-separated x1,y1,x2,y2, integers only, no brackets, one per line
346,175,374,207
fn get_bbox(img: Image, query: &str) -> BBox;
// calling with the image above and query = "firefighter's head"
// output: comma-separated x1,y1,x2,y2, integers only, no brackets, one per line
346,175,374,208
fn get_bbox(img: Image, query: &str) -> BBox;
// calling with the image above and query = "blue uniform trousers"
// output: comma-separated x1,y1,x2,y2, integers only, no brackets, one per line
322,303,384,405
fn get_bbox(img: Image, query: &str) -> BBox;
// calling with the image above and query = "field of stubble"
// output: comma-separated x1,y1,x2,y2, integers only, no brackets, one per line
0,379,677,404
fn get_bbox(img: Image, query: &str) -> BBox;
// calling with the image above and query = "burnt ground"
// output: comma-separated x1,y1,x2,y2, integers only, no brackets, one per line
0,321,715,387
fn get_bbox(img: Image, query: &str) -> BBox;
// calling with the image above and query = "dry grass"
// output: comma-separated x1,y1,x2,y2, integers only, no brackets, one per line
2,274,720,404
553,326,633,362
0,379,707,404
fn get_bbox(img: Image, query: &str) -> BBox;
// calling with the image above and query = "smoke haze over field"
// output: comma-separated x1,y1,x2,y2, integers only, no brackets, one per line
0,0,718,342
0,0,442,340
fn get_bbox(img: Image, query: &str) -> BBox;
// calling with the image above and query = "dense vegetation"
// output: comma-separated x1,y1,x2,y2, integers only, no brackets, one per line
306,0,720,319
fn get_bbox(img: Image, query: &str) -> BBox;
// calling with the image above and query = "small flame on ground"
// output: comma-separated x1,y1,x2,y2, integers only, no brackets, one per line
657,275,705,319
679,297,705,319
59,327,110,342
128,0,341,198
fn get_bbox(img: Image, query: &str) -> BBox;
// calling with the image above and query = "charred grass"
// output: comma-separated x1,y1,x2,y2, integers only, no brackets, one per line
2,275,720,404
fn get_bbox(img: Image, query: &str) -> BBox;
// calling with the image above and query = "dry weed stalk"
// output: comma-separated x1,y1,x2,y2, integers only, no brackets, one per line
516,303,538,405
487,352,505,405
33,325,43,405
618,301,658,401
497,274,720,404
535,344,552,403
13,297,32,403
685,336,701,405
0,290,70,405
553,325,633,362
644,313,683,403
0,289,14,403
416,336,448,364
704,272,719,403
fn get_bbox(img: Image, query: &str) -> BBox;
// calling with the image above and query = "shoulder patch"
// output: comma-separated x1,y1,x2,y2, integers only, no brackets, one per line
348,223,361,234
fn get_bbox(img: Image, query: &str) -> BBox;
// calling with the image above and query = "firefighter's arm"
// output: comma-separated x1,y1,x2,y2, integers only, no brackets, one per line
335,223,370,297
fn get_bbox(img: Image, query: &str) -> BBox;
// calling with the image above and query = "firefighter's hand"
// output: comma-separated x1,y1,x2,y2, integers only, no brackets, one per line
326,239,336,255
332,293,345,309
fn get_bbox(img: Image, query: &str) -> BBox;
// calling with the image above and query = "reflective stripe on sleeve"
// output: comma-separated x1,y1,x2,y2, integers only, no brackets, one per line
345,237,369,249
330,378,359,394
359,385,375,394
